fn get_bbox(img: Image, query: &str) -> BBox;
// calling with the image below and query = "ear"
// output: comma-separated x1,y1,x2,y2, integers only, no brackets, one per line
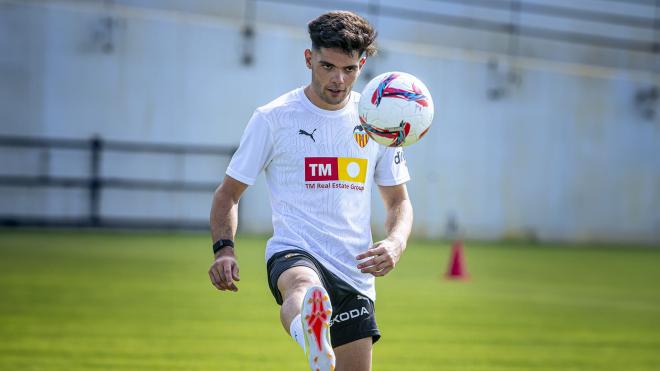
304,49,312,69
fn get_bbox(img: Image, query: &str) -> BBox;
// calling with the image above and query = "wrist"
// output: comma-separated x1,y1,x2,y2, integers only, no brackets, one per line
212,239,234,254
214,246,235,259
386,235,407,248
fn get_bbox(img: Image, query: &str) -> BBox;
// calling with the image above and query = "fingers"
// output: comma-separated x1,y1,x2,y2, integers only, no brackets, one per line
361,261,392,275
372,266,393,277
356,245,385,260
223,265,233,287
232,264,240,282
222,262,239,292
212,264,229,291
208,269,223,290
209,259,239,292
357,244,397,276
224,264,238,292
359,255,393,276
357,255,385,270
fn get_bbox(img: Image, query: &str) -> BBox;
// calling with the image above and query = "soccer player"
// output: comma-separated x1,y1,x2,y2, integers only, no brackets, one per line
208,11,413,371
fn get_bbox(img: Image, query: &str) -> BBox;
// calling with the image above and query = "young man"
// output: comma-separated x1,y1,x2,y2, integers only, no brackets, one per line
208,11,413,371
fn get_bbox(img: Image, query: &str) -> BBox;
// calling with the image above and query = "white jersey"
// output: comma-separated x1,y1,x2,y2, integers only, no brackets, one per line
226,87,410,300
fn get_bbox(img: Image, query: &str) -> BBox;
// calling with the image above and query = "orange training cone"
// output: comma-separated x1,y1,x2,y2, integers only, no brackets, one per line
445,240,469,280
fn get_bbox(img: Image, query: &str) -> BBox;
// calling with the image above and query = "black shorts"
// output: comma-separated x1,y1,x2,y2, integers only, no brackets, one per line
266,249,381,348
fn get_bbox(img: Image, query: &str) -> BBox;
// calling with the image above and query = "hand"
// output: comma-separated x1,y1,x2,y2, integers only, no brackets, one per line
356,238,405,277
208,247,240,292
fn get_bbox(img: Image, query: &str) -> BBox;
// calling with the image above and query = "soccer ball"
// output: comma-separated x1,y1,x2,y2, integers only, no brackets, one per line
358,72,434,147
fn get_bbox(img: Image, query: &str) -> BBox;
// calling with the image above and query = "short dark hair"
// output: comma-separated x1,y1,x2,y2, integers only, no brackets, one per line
308,11,377,58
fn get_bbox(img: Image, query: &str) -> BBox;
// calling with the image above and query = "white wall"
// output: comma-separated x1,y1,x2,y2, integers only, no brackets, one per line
0,0,658,243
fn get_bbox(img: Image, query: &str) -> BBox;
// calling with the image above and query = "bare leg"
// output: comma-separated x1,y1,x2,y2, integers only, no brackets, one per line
334,337,373,371
277,266,323,332
278,267,372,370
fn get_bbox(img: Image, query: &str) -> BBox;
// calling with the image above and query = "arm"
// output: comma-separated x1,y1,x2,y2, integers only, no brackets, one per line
356,183,413,276
208,175,249,292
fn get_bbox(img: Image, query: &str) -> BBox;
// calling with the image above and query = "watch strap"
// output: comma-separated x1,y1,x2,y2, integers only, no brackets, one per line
212,239,235,254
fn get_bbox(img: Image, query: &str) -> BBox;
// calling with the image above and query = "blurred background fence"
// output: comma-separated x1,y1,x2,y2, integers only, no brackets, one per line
0,135,235,229
0,0,658,244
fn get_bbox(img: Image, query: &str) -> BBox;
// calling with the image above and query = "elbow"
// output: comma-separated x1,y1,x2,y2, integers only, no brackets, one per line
213,181,240,206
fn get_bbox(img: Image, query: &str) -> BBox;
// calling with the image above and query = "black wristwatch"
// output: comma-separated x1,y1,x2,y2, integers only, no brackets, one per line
212,239,235,254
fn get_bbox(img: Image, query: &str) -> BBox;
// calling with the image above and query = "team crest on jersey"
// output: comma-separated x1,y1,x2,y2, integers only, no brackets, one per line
353,125,369,148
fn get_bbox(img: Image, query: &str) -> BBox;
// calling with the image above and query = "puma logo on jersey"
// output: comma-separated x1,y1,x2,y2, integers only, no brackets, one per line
356,294,369,301
329,306,369,327
298,128,317,142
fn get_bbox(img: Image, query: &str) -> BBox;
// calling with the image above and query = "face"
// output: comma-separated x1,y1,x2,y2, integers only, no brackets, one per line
305,47,366,110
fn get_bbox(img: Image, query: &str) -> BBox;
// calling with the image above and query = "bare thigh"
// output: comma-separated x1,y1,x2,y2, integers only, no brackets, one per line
276,265,323,331
334,337,373,371
277,265,374,371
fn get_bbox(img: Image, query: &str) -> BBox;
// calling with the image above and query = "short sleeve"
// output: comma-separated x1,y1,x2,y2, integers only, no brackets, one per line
374,146,411,186
225,110,274,185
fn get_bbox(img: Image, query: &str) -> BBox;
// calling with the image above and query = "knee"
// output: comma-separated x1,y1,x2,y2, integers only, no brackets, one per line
289,274,319,292
284,276,320,301
278,268,322,301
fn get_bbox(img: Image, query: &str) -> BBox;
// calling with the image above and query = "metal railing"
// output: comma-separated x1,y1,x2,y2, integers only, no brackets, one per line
0,135,236,230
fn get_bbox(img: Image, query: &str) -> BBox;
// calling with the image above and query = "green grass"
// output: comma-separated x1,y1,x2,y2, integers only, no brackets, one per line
0,230,659,371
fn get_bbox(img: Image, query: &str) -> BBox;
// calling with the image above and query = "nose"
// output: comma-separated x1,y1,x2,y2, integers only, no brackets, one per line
331,70,346,85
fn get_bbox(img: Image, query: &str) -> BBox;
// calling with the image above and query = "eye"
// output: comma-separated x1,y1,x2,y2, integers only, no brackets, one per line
345,66,357,73
322,64,333,70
